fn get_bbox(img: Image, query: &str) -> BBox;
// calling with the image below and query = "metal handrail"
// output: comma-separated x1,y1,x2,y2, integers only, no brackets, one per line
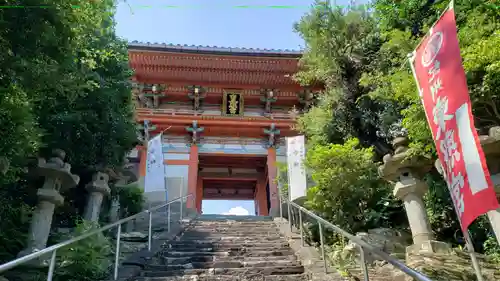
278,193,433,281
0,193,195,281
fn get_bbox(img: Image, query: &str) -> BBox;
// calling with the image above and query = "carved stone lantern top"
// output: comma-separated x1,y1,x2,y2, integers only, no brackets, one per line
479,126,500,156
86,171,111,196
34,149,80,190
379,137,432,182
478,126,500,184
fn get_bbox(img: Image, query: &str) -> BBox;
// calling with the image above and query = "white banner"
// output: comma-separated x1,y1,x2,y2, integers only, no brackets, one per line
144,134,165,193
286,135,307,201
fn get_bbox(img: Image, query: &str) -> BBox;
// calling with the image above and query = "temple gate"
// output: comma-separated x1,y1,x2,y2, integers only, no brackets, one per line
127,42,316,216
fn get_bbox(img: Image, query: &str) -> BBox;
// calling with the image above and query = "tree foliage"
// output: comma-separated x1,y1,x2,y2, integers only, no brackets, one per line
294,1,402,157
0,0,137,268
294,0,500,252
305,138,405,234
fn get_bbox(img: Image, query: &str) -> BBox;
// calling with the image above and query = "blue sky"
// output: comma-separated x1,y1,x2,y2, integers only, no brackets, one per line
115,0,320,50
202,200,255,215
115,0,355,215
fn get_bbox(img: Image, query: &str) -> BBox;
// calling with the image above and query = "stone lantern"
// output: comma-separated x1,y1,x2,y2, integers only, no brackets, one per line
18,149,80,257
379,137,450,256
83,171,111,222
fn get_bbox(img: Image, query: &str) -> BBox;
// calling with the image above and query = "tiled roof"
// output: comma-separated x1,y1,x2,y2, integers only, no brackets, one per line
128,41,303,58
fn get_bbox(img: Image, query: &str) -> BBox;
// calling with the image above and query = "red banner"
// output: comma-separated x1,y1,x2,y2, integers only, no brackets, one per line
411,6,499,231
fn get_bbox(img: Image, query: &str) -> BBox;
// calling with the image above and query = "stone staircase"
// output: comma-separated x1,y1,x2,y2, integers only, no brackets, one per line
132,215,309,281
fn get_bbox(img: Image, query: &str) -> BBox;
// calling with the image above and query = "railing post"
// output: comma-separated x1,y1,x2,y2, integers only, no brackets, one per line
299,209,304,246
148,211,153,251
167,204,171,232
191,195,196,216
46,250,57,281
180,197,183,220
114,223,122,280
318,222,327,273
287,199,292,232
359,245,370,281
279,193,283,218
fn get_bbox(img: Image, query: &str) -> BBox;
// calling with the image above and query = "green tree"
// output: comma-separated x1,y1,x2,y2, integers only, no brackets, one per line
305,138,405,233
295,0,500,254
0,0,137,266
294,1,402,157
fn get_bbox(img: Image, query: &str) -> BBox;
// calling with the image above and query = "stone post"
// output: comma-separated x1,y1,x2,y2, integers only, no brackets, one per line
393,168,433,244
18,149,79,257
109,175,129,223
83,171,111,222
473,127,500,243
379,137,450,255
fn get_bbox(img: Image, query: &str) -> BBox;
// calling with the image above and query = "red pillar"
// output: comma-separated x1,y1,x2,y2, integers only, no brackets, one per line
196,177,203,213
187,145,199,209
267,147,279,217
138,146,147,177
255,176,269,216
138,146,147,189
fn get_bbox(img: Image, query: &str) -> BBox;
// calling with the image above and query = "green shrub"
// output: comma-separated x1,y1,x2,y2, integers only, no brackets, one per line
484,236,500,264
54,220,112,281
117,183,144,218
305,138,406,234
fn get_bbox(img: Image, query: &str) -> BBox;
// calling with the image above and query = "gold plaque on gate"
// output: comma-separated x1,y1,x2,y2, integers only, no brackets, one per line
222,91,244,116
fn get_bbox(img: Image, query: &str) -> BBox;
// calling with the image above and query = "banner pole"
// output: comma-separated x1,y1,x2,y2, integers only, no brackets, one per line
158,127,171,214
463,230,485,281
144,120,152,212
407,52,484,281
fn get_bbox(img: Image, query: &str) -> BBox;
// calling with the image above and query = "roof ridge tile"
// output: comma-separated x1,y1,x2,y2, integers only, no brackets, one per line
128,40,302,55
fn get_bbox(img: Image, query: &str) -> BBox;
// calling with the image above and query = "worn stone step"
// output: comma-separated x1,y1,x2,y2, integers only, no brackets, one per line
188,225,278,230
186,228,279,233
141,265,305,277
162,255,299,265
181,227,279,232
189,223,277,228
151,259,302,270
181,229,280,233
180,231,281,236
165,242,290,251
132,274,308,281
168,240,289,247
176,237,284,243
178,236,284,241
187,223,278,227
160,249,295,258
162,247,292,255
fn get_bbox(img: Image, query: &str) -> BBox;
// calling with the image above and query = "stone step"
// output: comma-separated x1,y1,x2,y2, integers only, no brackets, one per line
185,227,279,233
149,259,303,270
194,215,274,222
186,227,279,232
141,265,305,277
191,221,277,226
162,255,299,265
178,235,284,241
189,222,278,226
163,247,291,255
183,230,280,235
175,237,284,243
189,222,277,227
160,249,295,258
166,242,290,250
132,274,309,281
